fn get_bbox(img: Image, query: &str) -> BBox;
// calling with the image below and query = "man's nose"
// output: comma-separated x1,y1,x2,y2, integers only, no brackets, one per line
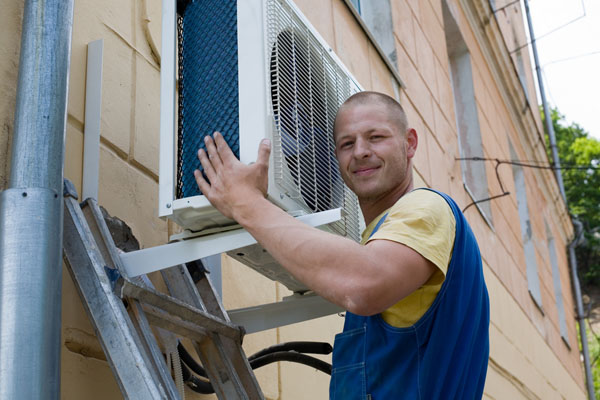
353,139,372,158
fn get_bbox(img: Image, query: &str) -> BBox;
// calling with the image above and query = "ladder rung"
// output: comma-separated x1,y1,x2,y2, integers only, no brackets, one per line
116,278,243,342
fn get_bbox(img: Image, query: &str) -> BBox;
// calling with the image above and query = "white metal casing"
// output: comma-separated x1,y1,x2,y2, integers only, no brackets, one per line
159,0,364,237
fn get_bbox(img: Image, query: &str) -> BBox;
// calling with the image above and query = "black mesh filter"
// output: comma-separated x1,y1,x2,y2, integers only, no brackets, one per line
177,0,239,199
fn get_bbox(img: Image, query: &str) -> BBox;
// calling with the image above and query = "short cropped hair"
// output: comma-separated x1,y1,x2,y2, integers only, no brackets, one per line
333,91,409,137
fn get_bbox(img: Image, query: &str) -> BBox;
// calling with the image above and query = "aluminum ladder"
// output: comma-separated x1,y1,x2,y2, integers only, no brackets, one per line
62,180,264,399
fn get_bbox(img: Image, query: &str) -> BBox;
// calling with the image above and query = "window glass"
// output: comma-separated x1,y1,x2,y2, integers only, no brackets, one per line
510,142,543,309
358,1,397,68
546,221,569,343
443,1,493,225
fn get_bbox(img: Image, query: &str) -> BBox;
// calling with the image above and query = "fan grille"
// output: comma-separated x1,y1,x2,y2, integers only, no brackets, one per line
267,0,361,241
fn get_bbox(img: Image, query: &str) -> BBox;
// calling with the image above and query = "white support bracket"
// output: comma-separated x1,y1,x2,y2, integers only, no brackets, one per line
120,208,342,278
228,293,343,334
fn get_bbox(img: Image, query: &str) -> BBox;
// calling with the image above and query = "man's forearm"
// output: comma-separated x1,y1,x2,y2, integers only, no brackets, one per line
232,196,373,310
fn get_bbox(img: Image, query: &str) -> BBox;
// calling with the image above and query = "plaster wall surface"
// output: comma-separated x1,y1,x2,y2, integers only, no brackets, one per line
0,0,587,398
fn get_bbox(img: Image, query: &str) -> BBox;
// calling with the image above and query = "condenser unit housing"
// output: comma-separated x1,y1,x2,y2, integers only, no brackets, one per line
159,0,364,283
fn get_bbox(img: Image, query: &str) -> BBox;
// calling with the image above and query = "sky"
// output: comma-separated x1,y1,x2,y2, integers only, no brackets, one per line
526,0,600,140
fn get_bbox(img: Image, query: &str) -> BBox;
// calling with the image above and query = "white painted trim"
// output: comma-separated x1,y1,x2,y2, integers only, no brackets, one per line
82,39,104,201
158,0,177,218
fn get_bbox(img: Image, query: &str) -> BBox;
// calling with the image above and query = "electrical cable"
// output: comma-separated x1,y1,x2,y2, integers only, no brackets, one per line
455,156,599,212
458,157,510,213
177,341,334,394
248,341,333,360
543,50,600,68
180,362,213,394
457,157,600,171
250,351,332,374
510,0,587,54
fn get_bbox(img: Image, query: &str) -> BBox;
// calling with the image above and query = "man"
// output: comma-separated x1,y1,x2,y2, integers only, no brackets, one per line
194,91,489,399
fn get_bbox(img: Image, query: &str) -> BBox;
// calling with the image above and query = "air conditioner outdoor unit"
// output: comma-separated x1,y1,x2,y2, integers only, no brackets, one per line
159,0,364,291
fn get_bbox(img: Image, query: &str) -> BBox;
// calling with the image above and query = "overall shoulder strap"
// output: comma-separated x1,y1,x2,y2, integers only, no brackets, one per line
369,212,388,239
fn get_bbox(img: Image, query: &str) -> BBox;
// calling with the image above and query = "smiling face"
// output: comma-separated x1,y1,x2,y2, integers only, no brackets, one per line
333,99,417,215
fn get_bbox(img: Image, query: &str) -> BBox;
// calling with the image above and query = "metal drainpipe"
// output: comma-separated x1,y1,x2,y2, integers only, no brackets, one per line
523,1,595,398
0,0,74,399
523,0,566,201
569,219,596,400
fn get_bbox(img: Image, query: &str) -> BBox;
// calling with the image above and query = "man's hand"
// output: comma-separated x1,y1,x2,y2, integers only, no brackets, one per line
194,132,271,220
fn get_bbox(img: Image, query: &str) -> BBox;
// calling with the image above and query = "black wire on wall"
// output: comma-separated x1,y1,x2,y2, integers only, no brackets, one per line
455,156,598,212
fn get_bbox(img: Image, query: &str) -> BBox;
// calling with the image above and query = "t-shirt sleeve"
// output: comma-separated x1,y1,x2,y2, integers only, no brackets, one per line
365,190,456,276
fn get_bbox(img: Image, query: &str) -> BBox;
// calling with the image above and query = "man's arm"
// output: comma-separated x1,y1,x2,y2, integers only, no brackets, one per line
195,132,436,315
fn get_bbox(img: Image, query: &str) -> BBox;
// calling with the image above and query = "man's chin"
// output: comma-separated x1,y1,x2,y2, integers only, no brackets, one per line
352,187,383,202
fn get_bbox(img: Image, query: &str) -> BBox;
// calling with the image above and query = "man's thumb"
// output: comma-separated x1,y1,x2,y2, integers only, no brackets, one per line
257,138,271,166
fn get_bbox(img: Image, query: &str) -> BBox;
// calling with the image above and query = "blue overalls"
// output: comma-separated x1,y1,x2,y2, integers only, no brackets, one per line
329,189,489,399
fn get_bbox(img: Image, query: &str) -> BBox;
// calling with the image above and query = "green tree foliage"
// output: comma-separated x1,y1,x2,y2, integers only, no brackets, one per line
542,108,600,286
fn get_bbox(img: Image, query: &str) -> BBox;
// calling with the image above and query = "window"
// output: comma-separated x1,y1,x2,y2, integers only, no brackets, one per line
511,25,531,103
546,221,569,344
510,142,543,309
443,1,493,225
349,0,361,14
355,1,397,68
344,0,402,94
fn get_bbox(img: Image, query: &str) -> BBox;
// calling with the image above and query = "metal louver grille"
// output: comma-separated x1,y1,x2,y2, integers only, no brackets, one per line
267,0,362,242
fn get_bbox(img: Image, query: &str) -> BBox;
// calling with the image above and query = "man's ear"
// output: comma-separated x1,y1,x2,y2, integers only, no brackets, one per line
406,128,418,159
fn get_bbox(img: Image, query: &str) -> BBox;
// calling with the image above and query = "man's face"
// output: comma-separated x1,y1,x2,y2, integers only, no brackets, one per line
334,102,416,203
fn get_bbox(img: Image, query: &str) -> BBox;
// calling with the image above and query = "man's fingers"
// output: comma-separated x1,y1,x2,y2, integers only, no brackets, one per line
214,131,236,164
204,135,223,168
194,169,210,194
197,148,217,182
256,138,271,168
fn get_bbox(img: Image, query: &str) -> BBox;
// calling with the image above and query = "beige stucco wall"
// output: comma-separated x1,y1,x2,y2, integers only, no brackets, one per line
0,0,587,399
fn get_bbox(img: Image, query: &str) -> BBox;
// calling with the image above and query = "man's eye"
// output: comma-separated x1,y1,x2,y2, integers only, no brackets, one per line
340,141,353,149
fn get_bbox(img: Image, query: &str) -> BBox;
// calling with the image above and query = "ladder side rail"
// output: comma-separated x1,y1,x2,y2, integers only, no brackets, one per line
161,265,208,311
185,261,230,321
128,301,182,399
162,266,265,400
63,196,168,400
78,198,181,399
189,266,265,397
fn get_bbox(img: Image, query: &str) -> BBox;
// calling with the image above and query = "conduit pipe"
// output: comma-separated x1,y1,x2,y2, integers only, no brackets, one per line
0,0,74,399
523,1,594,398
523,0,566,201
569,219,596,400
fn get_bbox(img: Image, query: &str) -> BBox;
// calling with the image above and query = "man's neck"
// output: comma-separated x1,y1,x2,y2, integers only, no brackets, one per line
360,180,414,226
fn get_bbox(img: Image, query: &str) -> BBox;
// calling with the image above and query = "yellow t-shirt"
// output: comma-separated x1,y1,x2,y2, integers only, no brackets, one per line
361,189,456,328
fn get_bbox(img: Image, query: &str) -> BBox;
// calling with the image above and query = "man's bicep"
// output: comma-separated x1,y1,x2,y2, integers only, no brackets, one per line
362,238,437,312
